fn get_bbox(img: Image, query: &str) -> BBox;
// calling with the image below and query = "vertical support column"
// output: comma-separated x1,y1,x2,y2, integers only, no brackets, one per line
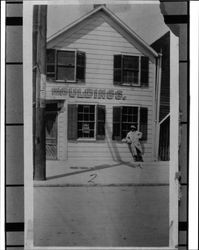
33,5,47,180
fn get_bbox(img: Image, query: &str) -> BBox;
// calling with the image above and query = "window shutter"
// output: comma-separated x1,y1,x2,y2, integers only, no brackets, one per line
96,105,106,140
46,49,56,80
113,55,122,85
141,56,149,87
76,51,86,82
139,107,148,140
68,104,77,140
112,106,122,140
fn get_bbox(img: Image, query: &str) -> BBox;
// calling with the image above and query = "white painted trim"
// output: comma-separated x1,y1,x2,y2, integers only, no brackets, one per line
154,54,162,160
169,32,179,248
152,61,157,161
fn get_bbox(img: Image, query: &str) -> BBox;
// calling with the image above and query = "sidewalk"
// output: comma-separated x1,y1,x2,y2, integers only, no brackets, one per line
34,160,169,186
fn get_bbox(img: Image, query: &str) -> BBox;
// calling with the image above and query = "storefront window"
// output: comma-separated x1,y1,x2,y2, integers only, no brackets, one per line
113,106,148,140
121,106,138,138
77,105,95,138
68,104,106,140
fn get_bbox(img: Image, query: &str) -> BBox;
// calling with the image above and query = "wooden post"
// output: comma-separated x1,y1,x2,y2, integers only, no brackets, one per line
33,5,47,180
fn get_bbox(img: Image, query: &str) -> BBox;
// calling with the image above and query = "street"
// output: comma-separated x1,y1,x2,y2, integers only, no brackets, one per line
34,185,169,247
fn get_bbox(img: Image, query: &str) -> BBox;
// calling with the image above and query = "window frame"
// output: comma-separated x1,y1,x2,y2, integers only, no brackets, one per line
112,105,142,141
77,103,97,141
56,49,77,82
122,54,141,86
46,48,79,83
121,106,140,139
114,53,148,87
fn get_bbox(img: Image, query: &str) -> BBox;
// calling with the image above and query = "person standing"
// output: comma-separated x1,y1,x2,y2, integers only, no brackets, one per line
125,125,143,162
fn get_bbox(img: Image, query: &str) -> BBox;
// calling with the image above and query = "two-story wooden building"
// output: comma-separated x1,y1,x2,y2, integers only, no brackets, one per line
45,4,162,163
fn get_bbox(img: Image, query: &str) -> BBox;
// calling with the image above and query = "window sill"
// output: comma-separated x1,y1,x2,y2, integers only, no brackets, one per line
77,138,96,142
47,79,85,84
117,83,141,87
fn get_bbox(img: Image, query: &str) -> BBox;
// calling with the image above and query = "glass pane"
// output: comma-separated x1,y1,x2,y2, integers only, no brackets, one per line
77,105,95,138
83,106,90,113
90,105,95,113
78,114,83,121
78,105,83,112
123,71,138,84
84,114,89,121
57,67,74,81
89,122,94,129
90,114,95,121
57,51,75,65
123,56,139,70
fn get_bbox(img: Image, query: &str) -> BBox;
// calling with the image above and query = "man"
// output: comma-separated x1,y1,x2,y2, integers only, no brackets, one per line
125,125,143,162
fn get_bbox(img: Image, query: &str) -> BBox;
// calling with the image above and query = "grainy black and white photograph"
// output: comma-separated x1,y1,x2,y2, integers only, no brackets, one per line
23,1,180,249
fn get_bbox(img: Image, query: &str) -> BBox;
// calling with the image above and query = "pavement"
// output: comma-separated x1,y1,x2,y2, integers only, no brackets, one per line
34,186,169,247
34,160,170,247
34,160,169,186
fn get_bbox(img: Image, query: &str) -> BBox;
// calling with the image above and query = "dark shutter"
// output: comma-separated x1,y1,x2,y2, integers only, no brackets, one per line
113,55,122,85
46,49,56,80
68,104,77,140
141,56,149,87
96,105,106,140
112,106,122,140
76,51,86,82
139,107,148,140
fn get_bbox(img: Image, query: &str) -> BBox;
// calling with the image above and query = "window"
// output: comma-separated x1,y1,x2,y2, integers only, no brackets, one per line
112,106,148,140
78,105,95,138
68,104,105,140
46,49,86,82
113,54,149,86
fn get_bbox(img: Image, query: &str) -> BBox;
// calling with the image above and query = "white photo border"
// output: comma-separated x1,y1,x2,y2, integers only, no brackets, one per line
23,1,179,249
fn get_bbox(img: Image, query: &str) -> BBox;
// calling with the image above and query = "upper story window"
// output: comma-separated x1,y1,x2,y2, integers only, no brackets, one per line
46,49,86,83
113,54,149,87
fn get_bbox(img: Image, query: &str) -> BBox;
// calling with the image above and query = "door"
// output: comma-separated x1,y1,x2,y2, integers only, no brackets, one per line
45,110,57,160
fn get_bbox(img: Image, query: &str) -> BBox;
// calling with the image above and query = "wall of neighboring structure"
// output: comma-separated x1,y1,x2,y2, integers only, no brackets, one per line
46,12,156,162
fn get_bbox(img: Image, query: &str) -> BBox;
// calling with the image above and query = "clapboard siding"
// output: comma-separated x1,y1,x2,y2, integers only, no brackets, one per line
57,100,154,162
47,11,156,162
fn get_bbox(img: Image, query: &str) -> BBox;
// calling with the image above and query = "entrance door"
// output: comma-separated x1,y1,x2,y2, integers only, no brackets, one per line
45,109,57,160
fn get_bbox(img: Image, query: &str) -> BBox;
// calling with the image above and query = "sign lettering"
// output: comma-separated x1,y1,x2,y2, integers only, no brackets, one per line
51,87,126,100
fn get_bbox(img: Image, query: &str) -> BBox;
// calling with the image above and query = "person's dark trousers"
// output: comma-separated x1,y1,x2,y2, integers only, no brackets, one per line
135,148,143,162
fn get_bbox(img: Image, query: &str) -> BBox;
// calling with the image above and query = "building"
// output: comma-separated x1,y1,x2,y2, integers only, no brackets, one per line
45,4,164,163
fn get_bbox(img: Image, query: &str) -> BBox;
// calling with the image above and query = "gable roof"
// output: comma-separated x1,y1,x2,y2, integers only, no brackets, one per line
47,5,159,59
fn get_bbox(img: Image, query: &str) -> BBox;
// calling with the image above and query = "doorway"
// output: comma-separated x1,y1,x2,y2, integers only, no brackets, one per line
45,103,58,160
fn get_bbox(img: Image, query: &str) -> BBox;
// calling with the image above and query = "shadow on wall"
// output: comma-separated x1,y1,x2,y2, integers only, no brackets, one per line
105,124,145,162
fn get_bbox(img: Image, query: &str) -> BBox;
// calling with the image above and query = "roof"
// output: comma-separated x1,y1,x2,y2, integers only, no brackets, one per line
47,5,159,59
